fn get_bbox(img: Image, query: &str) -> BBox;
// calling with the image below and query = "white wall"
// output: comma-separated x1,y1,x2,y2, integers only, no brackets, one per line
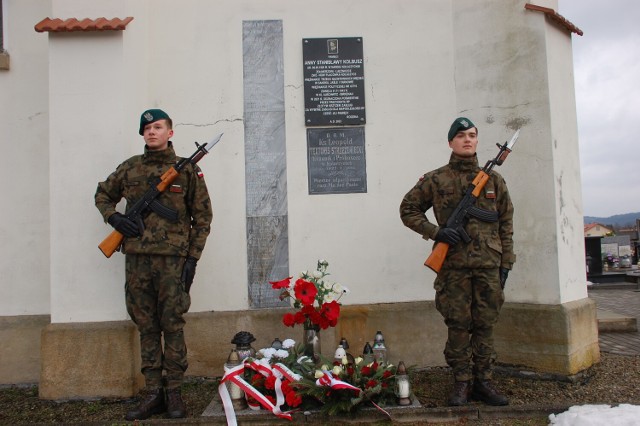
545,7,587,303
0,0,51,316
1,0,587,323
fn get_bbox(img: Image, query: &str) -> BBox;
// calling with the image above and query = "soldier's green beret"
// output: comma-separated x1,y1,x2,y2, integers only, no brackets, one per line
139,109,171,135
447,117,476,141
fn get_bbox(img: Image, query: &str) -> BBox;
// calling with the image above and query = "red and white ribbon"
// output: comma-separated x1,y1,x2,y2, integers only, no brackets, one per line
315,370,392,419
219,359,297,425
315,370,362,395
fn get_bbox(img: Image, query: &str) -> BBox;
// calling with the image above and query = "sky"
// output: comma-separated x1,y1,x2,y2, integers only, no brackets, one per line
558,0,640,218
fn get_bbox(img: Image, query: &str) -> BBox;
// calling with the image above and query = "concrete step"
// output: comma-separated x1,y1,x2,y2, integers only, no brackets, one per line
597,309,638,333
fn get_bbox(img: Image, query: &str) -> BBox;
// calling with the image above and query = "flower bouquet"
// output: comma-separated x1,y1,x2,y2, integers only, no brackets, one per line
270,259,349,331
244,339,312,412
297,357,398,416
245,339,399,417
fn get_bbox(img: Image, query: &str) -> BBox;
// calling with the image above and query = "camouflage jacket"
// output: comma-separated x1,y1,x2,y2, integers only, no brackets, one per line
400,153,515,270
95,142,213,259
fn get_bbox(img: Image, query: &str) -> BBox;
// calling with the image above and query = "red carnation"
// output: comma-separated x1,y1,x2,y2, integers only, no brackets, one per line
286,390,302,407
270,277,292,289
265,374,277,390
366,379,378,389
317,316,330,330
251,373,264,386
294,311,307,324
294,279,317,306
320,301,340,321
282,313,296,327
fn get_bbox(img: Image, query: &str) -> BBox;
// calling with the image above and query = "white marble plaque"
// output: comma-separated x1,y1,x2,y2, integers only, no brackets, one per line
243,20,289,308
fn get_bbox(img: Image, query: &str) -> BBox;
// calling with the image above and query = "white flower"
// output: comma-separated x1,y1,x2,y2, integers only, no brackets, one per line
354,356,363,365
332,365,343,375
322,281,332,290
323,293,335,303
332,283,343,294
274,349,289,359
312,270,323,279
314,370,325,379
299,270,308,278
341,356,349,365
262,348,277,360
282,339,296,349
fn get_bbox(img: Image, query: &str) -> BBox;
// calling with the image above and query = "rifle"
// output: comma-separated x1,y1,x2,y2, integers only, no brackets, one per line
98,133,223,258
424,129,520,273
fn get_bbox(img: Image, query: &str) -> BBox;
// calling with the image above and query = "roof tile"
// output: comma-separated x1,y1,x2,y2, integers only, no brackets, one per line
525,4,583,36
34,17,134,33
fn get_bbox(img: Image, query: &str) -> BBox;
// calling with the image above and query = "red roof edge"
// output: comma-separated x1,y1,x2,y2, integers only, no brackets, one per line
525,3,583,36
34,17,134,33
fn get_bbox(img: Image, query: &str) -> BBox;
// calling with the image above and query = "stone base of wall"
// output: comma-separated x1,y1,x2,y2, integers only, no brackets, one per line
495,298,601,375
3,298,599,399
0,51,10,70
0,314,50,384
39,321,144,400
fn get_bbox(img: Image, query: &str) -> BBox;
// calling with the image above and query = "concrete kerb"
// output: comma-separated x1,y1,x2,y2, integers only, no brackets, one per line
198,394,569,424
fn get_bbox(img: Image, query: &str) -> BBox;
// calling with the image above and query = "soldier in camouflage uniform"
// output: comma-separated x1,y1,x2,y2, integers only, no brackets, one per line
95,109,213,420
399,117,515,407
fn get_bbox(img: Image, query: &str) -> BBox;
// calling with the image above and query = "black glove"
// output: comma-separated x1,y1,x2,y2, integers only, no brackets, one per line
435,227,462,246
499,267,509,289
181,256,198,293
107,213,140,238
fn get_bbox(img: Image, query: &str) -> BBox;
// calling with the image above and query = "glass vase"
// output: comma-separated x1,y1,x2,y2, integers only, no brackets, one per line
303,326,321,361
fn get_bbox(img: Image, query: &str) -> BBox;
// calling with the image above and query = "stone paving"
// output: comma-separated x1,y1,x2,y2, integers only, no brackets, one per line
588,285,640,356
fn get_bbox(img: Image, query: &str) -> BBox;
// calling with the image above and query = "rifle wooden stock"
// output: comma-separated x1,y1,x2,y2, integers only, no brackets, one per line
424,241,450,273
98,229,124,258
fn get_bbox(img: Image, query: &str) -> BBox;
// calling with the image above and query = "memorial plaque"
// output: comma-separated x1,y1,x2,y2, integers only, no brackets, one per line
307,127,367,194
303,37,366,126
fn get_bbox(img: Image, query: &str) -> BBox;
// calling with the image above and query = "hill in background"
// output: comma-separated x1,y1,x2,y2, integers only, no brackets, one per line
584,212,640,228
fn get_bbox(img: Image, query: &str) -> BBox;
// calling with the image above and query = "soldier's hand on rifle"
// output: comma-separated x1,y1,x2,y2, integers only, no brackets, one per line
499,267,509,289
181,256,198,293
108,213,141,238
435,227,462,246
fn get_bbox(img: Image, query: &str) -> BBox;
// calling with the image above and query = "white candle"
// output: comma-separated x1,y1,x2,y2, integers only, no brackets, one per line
397,380,410,398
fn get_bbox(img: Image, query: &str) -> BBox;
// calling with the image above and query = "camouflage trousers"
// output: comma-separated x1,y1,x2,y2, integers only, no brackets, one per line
125,254,191,390
434,267,504,382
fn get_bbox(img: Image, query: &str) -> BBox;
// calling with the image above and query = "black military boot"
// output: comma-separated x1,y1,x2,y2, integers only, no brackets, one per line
166,388,187,418
125,388,166,420
471,380,509,406
448,381,471,406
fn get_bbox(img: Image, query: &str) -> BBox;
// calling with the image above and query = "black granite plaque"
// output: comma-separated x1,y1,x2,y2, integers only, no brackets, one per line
307,127,367,194
303,37,365,126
